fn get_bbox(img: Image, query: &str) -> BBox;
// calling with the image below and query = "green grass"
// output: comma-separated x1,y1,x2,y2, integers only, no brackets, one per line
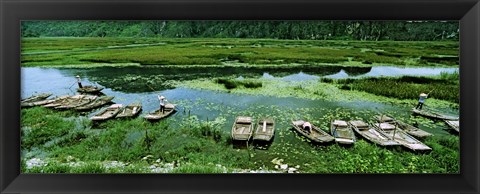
335,72,460,103
21,38,459,67
215,78,263,89
21,106,459,173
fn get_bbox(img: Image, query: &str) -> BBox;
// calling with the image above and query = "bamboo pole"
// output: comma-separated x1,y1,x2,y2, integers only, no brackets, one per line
68,81,77,89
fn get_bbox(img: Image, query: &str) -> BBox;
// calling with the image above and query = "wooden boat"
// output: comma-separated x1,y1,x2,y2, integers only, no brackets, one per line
90,104,123,121
444,120,459,133
77,85,104,94
349,120,400,146
373,122,432,151
22,95,69,108
330,120,356,145
231,116,254,141
375,115,432,138
291,120,334,143
116,102,142,118
43,95,85,108
55,95,97,110
252,117,275,141
412,108,459,120
144,104,176,121
75,96,114,111
21,93,52,103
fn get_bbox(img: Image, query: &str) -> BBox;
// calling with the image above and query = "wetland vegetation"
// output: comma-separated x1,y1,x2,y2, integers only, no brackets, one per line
21,21,459,174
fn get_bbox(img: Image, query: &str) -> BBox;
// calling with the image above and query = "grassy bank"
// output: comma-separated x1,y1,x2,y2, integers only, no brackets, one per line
330,71,460,104
21,38,458,67
176,73,459,109
22,106,459,173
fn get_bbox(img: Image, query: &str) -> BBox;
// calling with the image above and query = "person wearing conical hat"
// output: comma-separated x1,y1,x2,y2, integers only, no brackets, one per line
76,75,83,88
158,95,168,113
302,121,312,134
415,92,428,110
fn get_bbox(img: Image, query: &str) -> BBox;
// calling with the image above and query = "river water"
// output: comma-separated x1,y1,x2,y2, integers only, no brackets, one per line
22,65,458,134
21,65,460,170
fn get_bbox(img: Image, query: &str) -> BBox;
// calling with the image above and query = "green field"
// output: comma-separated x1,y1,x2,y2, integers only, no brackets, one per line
21,38,459,67
21,37,460,173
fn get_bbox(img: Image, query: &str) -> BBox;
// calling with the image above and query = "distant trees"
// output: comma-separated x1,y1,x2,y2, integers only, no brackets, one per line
21,21,459,41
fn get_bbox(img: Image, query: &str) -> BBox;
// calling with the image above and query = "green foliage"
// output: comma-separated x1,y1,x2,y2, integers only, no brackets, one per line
215,78,239,89
439,70,459,82
215,78,262,90
21,21,459,41
21,38,458,68
21,105,459,174
21,107,76,149
170,163,226,173
336,75,459,103
71,163,106,173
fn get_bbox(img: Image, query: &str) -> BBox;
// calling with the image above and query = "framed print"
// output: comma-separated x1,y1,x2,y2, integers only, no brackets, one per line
1,0,479,193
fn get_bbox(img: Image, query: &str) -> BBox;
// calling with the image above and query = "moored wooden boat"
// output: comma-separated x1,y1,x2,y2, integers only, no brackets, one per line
373,122,431,151
349,120,400,146
375,115,432,138
291,120,334,143
21,93,52,103
144,104,176,121
116,102,142,119
330,120,356,145
55,95,97,110
77,85,104,94
43,95,84,108
444,120,459,133
231,116,254,141
412,108,458,121
75,96,114,111
252,117,275,141
90,104,123,121
22,95,69,108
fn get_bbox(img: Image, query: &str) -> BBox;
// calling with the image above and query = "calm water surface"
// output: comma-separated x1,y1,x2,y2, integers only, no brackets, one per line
22,65,459,157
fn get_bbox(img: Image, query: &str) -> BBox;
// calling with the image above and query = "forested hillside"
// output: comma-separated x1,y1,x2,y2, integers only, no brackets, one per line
22,21,458,41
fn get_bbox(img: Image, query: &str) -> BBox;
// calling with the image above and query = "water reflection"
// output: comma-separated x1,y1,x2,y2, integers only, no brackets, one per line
22,65,458,136
22,65,458,96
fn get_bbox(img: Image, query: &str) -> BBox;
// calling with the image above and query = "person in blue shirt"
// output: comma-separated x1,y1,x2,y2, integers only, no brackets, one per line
415,93,428,110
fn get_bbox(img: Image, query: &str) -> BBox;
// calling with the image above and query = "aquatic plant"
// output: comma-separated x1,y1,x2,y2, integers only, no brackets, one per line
215,78,262,90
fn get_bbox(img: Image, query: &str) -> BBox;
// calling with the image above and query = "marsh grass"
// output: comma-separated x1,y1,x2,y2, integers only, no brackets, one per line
21,106,459,173
215,78,262,89
21,38,458,67
335,74,459,103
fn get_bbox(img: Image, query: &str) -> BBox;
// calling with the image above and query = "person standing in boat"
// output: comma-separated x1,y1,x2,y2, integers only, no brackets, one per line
76,75,83,88
303,121,312,134
158,95,168,113
415,92,428,110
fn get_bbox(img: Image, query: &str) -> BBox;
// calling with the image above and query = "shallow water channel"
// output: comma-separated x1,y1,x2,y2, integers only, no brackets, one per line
22,65,459,169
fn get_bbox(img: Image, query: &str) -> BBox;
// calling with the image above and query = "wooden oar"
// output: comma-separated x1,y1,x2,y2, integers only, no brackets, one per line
427,89,435,95
68,81,77,89
146,84,156,92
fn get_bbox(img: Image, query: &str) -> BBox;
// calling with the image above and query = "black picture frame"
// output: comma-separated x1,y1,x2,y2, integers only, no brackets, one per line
1,0,479,193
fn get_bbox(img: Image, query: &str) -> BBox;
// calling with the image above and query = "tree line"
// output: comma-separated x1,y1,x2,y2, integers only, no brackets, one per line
21,21,459,41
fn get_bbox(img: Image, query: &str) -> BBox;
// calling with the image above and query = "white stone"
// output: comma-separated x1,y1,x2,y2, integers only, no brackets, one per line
288,168,297,173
